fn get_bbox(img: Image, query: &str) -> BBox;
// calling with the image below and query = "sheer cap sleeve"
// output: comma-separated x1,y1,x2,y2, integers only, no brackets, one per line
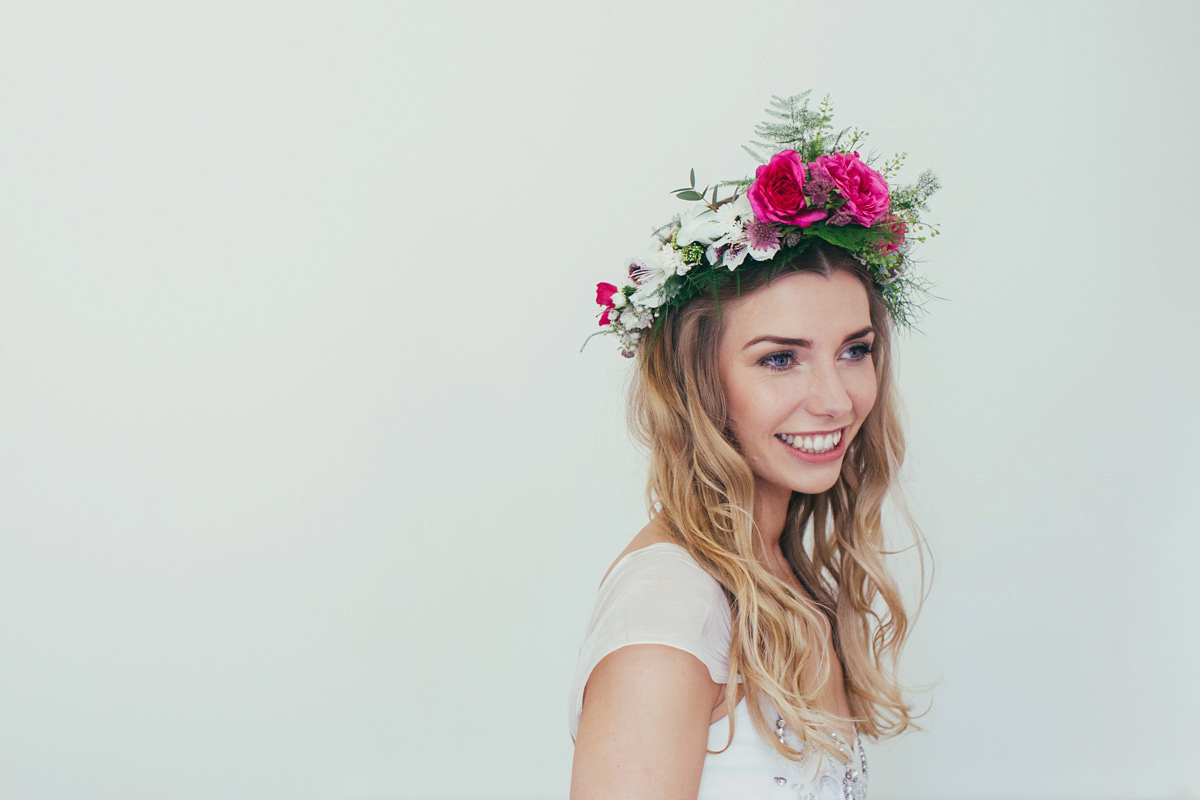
568,542,736,741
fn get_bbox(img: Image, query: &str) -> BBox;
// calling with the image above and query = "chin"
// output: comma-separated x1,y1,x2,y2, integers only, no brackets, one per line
788,469,843,496
756,461,844,498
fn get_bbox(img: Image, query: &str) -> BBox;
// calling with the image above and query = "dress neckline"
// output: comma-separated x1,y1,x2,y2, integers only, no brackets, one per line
719,693,861,756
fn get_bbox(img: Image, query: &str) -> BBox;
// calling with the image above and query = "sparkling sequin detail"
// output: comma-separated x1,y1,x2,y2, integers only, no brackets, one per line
828,729,868,800
773,717,868,798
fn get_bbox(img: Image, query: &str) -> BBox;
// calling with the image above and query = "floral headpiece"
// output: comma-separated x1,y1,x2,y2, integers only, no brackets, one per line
592,93,940,357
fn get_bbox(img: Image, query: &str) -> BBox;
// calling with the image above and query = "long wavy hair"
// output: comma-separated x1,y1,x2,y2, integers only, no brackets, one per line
628,242,925,763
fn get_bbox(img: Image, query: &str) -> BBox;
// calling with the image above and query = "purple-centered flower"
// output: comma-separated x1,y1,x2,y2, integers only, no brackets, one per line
744,215,781,261
707,239,749,270
827,208,854,227
804,170,836,207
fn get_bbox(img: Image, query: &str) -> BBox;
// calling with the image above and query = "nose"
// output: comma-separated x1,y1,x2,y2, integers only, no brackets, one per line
805,363,853,420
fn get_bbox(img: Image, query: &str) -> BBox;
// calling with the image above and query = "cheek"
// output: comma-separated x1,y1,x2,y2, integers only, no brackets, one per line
721,374,781,441
722,382,758,436
851,371,879,419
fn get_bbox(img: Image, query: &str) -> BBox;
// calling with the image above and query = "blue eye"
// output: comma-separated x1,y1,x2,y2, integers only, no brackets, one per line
845,343,874,362
760,351,794,371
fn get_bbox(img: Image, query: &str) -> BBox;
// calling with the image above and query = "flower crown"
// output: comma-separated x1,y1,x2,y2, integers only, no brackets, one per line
592,93,940,357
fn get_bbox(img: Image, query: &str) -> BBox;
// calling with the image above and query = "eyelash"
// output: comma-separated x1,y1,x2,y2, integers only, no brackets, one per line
758,344,874,372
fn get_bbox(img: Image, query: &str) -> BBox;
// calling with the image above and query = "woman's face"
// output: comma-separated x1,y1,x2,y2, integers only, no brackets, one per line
716,269,879,500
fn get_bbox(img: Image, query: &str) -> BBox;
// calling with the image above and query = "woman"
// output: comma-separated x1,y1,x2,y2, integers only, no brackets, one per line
569,94,938,799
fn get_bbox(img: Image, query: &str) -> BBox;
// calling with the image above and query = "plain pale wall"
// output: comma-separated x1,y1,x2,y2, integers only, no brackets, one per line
1,2,1197,798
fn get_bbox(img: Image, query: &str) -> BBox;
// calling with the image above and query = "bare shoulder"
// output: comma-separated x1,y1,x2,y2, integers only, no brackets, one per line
599,518,678,587
571,521,727,798
570,643,719,800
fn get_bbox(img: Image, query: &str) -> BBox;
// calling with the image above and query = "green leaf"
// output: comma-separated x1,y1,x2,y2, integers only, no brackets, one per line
689,168,696,188
807,222,887,251
676,190,704,201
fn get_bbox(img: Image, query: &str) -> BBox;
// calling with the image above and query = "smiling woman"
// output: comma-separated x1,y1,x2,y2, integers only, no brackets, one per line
717,268,879,498
568,94,936,800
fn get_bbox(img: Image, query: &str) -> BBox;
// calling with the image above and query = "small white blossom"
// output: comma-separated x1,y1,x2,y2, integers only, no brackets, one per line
619,307,653,329
658,243,685,276
716,194,753,227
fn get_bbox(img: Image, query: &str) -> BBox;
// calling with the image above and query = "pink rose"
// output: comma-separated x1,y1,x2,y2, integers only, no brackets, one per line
810,152,890,227
880,214,906,253
596,282,618,326
747,149,828,228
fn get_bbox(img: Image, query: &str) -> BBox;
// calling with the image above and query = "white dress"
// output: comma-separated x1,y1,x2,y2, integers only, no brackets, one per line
569,542,868,800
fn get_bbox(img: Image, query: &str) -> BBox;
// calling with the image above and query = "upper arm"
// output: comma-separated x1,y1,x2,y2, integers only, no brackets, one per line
570,643,721,800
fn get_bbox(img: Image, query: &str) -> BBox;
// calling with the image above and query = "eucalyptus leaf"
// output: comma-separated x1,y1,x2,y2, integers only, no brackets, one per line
676,190,704,201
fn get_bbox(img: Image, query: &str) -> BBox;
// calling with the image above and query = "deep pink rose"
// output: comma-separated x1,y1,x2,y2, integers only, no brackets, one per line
596,282,618,326
880,214,906,253
810,152,890,227
747,150,828,228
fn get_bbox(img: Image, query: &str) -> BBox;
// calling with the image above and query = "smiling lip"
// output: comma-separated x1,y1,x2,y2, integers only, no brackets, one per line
776,427,848,464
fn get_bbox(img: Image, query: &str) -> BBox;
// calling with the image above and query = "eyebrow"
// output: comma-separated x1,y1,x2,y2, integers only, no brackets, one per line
742,327,875,350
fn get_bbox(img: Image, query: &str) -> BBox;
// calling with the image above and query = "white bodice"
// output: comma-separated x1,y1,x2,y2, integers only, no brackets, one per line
702,694,867,800
569,542,868,799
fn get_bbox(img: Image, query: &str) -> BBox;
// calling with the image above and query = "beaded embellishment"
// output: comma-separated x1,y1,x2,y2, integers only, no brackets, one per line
771,716,869,799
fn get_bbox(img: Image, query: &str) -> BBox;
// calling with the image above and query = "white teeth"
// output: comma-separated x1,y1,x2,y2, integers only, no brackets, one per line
778,430,844,454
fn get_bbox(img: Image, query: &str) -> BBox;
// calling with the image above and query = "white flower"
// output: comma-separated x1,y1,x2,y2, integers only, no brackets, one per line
619,307,653,329
627,253,667,301
611,291,627,309
709,237,749,270
715,194,753,228
658,242,686,276
627,241,686,308
702,194,779,269
631,279,667,308
675,204,726,246
626,253,659,286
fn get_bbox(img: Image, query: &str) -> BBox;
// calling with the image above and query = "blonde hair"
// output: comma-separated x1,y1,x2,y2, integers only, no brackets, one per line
628,242,925,763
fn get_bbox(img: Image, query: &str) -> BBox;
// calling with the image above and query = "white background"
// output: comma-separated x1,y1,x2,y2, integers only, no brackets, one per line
1,2,1198,798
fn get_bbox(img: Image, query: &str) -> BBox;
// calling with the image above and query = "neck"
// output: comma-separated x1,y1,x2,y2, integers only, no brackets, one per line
752,480,793,573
